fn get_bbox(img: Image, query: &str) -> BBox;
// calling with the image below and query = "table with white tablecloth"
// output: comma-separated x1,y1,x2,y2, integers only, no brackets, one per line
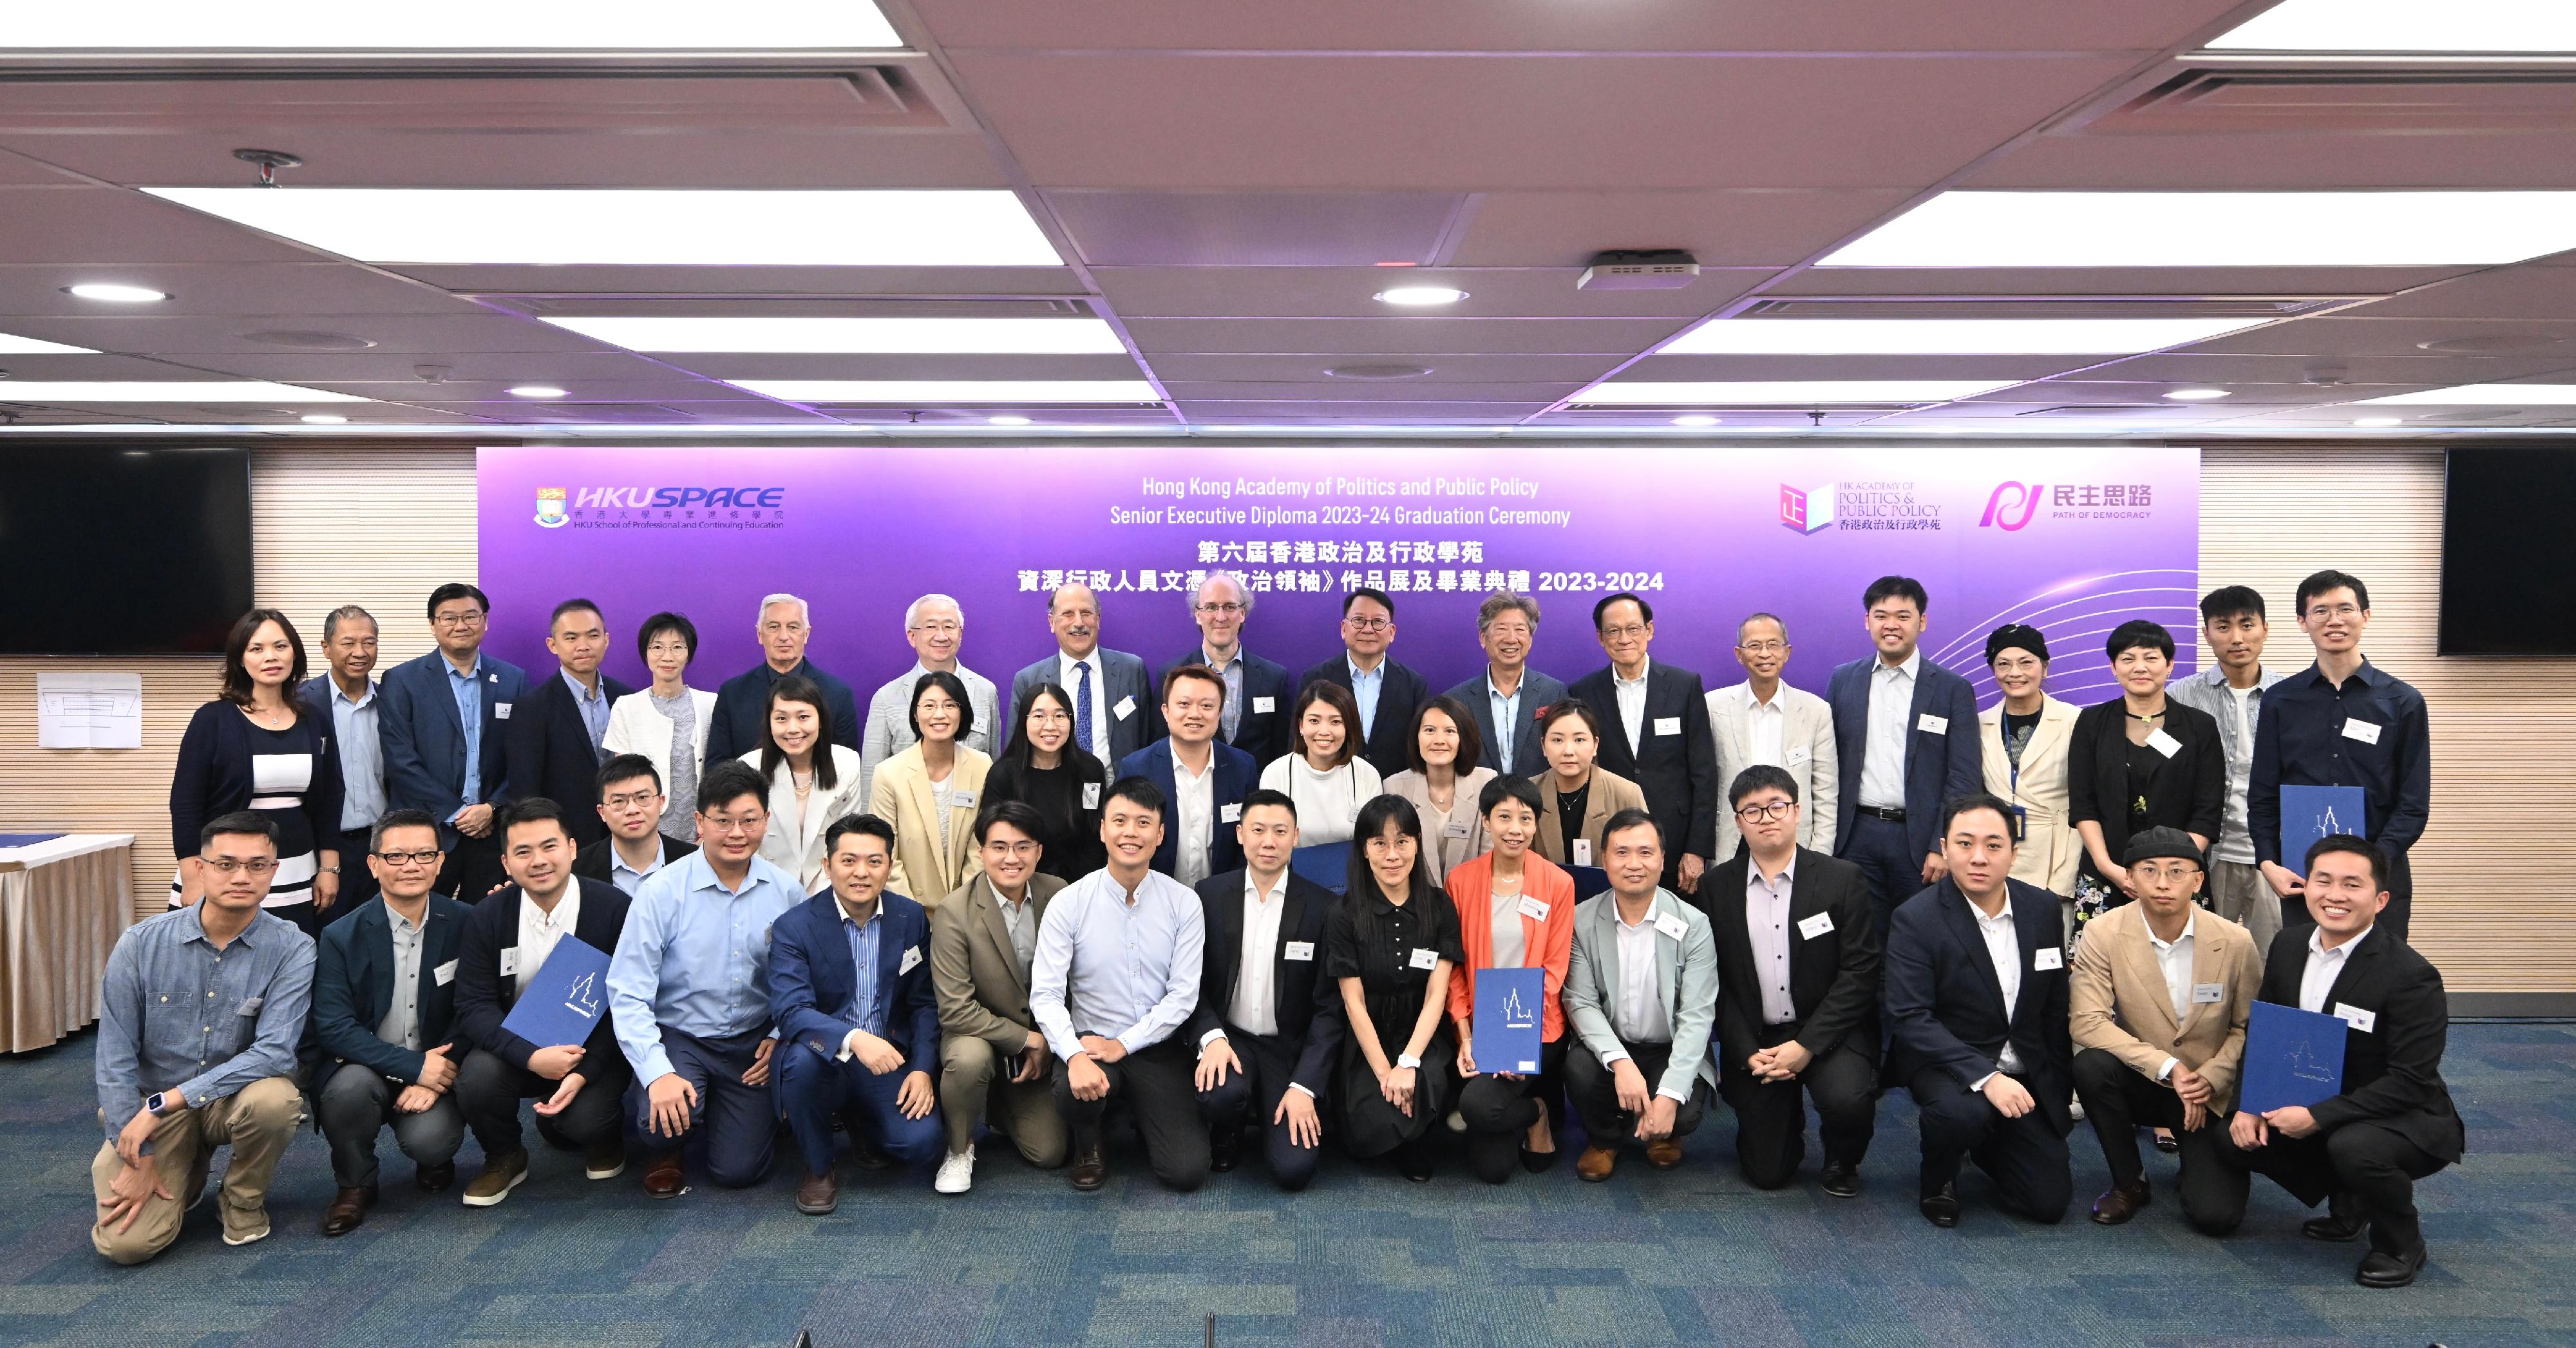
0,833,135,1052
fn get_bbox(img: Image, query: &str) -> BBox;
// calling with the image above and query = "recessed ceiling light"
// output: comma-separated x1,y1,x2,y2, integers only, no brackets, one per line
1819,191,2576,268
64,283,167,303
2163,388,2232,401
0,331,95,354
540,316,1126,355
1574,379,2022,406
2208,0,2576,53
1671,414,1721,426
10,2,902,49
1661,316,2264,356
140,189,1061,267
2357,383,2576,404
301,413,349,424
1374,286,1468,307
2352,416,2405,426
734,379,1162,404
987,415,1033,426
0,381,360,403
507,385,567,399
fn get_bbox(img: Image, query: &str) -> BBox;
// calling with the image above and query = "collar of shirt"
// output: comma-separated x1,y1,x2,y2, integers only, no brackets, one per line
1347,655,1383,685
445,653,486,683
2308,922,2372,962
1485,669,1521,701
685,850,764,899
1613,659,1652,690
1199,647,1242,672
1958,886,2014,933
2295,658,2385,691
1613,891,1664,931
332,679,379,710
1877,648,1922,683
2146,909,2197,953
1058,649,1098,676
386,904,424,937
612,838,667,878
1738,681,1784,710
837,900,883,935
561,667,605,702
1245,871,1288,906
1750,851,1797,893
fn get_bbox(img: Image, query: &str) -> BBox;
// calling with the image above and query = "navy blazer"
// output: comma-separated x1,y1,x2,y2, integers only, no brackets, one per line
1008,647,1159,764
703,658,862,765
169,698,344,862
453,876,633,1073
1567,661,1720,862
1881,877,2072,1136
1442,668,1568,779
770,889,940,1077
379,649,529,848
312,893,473,1087
1186,868,1347,1097
1295,654,1430,780
1117,737,1260,880
1826,653,1983,864
504,669,636,844
1168,648,1294,767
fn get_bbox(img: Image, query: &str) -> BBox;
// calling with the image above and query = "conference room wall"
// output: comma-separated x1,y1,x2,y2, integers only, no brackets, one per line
0,442,2564,1007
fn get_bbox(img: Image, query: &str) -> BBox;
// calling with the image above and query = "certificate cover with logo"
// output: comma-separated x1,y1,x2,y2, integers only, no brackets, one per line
1473,967,1546,1075
2279,784,2367,873
2239,999,2347,1115
500,935,614,1050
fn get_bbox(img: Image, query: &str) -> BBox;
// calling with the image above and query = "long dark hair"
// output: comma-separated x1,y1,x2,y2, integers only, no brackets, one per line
757,674,838,790
219,608,310,710
1003,681,1102,780
1347,793,1436,902
1293,680,1362,768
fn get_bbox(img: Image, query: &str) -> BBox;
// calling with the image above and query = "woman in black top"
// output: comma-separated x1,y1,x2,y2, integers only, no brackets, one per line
2067,620,2225,932
168,608,345,935
984,681,1106,880
1327,795,1464,1182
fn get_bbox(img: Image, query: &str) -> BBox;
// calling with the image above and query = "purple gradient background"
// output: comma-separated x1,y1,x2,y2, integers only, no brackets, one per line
477,446,2199,714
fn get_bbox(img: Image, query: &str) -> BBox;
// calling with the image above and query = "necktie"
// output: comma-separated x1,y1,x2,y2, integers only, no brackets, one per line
1074,660,1095,758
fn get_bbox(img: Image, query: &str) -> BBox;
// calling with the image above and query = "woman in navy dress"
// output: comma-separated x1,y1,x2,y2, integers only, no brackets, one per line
169,608,344,935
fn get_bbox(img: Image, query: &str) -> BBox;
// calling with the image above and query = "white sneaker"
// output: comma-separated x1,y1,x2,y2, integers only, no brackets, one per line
934,1146,976,1195
2069,1098,2087,1122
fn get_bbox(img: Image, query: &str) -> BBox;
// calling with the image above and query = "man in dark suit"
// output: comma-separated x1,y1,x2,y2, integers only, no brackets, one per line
1119,665,1258,886
1444,590,1566,780
1296,587,1428,780
506,599,635,847
1009,582,1158,768
1189,789,1343,1190
703,593,862,764
380,582,527,900
451,799,635,1206
1171,571,1293,768
1569,592,1718,895
300,603,386,916
1883,792,2072,1228
1700,766,1881,1196
2208,835,2464,1289
308,809,471,1236
1828,576,1982,920
572,754,698,892
770,814,945,1213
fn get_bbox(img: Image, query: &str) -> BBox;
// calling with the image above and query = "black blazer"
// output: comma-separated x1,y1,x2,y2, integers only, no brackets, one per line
1169,648,1294,768
2066,696,2226,876
453,876,634,1075
1701,848,1881,1084
504,670,636,844
2256,926,2465,1162
1882,877,2073,1136
571,833,699,884
1295,654,1430,780
311,894,472,1085
1567,661,1719,863
1186,868,1348,1097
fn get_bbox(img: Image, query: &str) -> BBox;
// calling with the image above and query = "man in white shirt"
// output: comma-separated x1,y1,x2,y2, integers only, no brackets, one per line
1826,577,1983,920
573,755,699,893
1707,612,1839,860
1562,811,1720,1182
858,593,999,799
2168,585,2288,956
1007,584,1158,767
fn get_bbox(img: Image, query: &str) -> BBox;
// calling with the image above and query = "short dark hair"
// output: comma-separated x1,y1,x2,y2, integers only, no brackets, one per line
2296,569,2370,615
547,597,603,631
1160,661,1227,708
1538,696,1600,740
758,676,839,792
1103,775,1164,815
1728,764,1799,808
1341,587,1395,620
2105,620,2175,662
974,799,1047,846
823,812,896,858
1937,792,2020,839
1479,773,1542,819
596,752,662,801
499,797,572,842
426,582,489,621
697,759,770,815
1406,695,1483,776
367,808,440,853
907,670,976,742
220,608,310,708
1239,787,1298,822
1290,681,1361,767
200,811,278,851
1347,793,1434,900
1592,591,1653,631
1602,808,1661,850
2305,833,2388,889
2199,585,2267,623
638,610,699,663
1862,575,1929,614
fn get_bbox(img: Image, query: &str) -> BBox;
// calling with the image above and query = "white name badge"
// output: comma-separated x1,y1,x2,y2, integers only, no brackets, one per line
1572,839,1593,866
1408,945,1440,971
1917,713,1949,735
1112,694,1137,721
2191,982,2226,1005
1283,940,1315,962
1253,696,1276,714
1654,912,1689,942
2033,946,2063,972
498,948,518,977
494,702,513,720
949,790,977,810
1797,911,1835,940
2146,728,2183,758
1220,802,1242,823
2342,717,2382,745
1653,716,1682,737
1082,783,1102,809
1786,746,1810,765
2333,1002,2377,1034
899,945,923,976
433,959,458,987
1517,896,1549,922
1444,819,1472,839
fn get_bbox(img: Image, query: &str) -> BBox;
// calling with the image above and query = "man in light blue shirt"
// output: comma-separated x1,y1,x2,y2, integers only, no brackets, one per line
608,759,802,1198
301,603,386,916
1445,591,1567,779
1032,776,1209,1193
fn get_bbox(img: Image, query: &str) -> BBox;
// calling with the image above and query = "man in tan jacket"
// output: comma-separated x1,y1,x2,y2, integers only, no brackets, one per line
2069,826,2263,1228
927,801,1070,1193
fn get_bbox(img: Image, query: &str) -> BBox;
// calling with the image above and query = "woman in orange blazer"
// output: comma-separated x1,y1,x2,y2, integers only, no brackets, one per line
1443,774,1577,1184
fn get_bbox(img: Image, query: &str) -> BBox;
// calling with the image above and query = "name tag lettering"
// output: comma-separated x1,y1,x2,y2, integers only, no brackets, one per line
1407,946,1440,971
1797,911,1835,940
1252,696,1276,714
1571,839,1593,866
1283,940,1315,962
1112,695,1137,721
1516,896,1549,922
498,948,518,977
1220,802,1243,824
2341,718,2382,745
433,959,458,987
899,945,923,976
2333,1002,2377,1034
1653,716,1682,737
1654,912,1689,942
949,789,976,810
2033,947,2063,972
1443,819,1471,838
2146,728,2183,758
494,703,513,720
236,996,264,1016
1786,746,1810,765
2191,982,2226,1005
1082,783,1102,810
1917,713,1949,736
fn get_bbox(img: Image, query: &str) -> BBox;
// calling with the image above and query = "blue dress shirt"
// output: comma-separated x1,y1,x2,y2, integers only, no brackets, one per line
1486,671,1525,775
563,668,612,755
329,679,386,830
93,906,316,1142
842,904,885,1037
1030,867,1205,1061
2247,658,2432,867
607,850,803,1083
1348,656,1385,741
446,654,486,814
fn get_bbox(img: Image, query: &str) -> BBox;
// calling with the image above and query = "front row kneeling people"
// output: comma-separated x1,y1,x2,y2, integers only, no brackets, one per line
1561,809,1719,1182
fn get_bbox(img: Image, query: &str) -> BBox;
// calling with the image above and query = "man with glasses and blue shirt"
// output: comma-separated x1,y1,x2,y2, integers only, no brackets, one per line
1445,591,1566,780
381,582,527,900
1171,571,1292,768
1297,587,1428,779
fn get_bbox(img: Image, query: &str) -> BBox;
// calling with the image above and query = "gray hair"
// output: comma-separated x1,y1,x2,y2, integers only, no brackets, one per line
321,604,377,643
1189,570,1253,619
1048,582,1097,614
904,593,963,631
1477,590,1540,633
757,593,810,627
1736,611,1790,645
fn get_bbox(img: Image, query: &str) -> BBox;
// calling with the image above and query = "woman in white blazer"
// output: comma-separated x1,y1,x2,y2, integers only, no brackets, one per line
1975,625,2083,911
1260,681,1382,848
1381,694,1497,884
602,611,718,841
742,674,866,893
1705,618,1840,860
867,670,989,907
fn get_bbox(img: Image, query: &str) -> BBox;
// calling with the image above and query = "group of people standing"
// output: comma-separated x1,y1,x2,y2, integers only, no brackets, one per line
105,565,2452,1291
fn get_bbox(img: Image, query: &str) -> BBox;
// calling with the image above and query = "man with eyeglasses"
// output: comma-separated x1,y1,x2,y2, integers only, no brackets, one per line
704,593,862,764
90,812,313,1263
929,802,1073,1193
1007,582,1159,768
859,593,999,799
453,797,636,1206
1295,587,1428,779
2248,570,2432,942
1169,571,1292,768
1569,592,1718,895
573,754,698,894
310,808,471,1236
381,582,528,900
1707,612,1837,863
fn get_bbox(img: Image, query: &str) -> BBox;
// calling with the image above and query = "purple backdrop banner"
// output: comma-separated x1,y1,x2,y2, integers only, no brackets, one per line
477,446,2200,715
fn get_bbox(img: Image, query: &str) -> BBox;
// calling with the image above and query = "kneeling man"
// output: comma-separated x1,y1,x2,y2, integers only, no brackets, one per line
1564,810,1720,1181
1191,788,1343,1190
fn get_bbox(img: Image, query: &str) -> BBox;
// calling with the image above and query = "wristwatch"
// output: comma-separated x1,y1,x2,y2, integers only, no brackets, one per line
145,1090,176,1115
1396,1053,1422,1070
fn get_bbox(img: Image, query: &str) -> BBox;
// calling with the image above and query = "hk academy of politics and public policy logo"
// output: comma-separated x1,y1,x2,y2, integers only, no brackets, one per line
1779,481,1946,534
1778,482,1837,534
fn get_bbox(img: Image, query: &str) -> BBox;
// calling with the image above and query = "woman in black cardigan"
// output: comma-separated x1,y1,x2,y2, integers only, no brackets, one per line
2066,620,2224,934
169,608,345,934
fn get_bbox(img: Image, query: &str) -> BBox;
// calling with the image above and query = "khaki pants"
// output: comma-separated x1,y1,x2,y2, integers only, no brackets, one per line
938,1034,1066,1167
91,1076,300,1265
2206,860,2283,961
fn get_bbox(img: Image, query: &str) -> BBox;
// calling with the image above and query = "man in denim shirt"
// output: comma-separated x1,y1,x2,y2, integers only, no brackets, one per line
91,812,315,1263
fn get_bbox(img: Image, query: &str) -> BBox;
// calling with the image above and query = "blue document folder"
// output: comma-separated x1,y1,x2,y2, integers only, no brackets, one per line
1566,866,1612,901
1472,967,1546,1075
2238,1000,2348,1116
1290,843,1348,895
499,935,614,1051
2279,784,2367,873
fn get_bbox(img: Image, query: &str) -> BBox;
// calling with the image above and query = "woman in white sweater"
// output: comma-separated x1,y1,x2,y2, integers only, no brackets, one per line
1382,694,1498,884
1260,680,1382,848
601,611,717,841
742,674,865,893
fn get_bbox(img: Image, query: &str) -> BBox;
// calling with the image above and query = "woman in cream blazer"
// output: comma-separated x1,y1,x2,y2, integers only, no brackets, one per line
746,741,866,894
867,670,989,907
1976,624,2083,906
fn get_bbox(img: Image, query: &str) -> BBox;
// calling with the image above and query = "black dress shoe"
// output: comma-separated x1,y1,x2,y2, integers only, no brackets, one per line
846,1135,893,1172
321,1184,377,1237
1919,1182,1962,1228
1069,1145,1107,1192
415,1161,456,1194
2356,1248,2424,1288
1521,1145,1562,1174
1208,1127,1242,1173
1819,1161,1860,1199
2151,1129,2181,1155
1397,1139,1435,1184
2303,1213,2367,1242
2090,1179,2152,1226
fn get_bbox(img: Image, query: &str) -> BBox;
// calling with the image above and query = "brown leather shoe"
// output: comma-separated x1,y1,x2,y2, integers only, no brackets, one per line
795,1168,839,1215
1069,1144,1107,1192
1643,1139,1685,1170
2090,1179,2152,1225
642,1152,687,1199
1576,1144,1618,1182
321,1184,376,1237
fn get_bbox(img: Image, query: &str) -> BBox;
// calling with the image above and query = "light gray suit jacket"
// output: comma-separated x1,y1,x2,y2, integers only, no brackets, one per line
1706,680,1839,860
1562,888,1721,1101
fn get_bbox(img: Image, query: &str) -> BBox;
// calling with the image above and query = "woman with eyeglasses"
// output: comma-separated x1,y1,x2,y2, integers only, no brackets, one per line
985,681,1107,880
169,608,346,935
603,611,717,842
1531,699,1647,869
1260,681,1383,848
1328,796,1464,1182
868,670,992,906
741,675,866,893
1383,696,1499,885
2067,621,2226,933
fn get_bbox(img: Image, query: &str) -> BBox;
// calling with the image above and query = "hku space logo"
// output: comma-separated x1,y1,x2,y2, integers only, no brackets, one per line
535,488,568,529
533,484,790,532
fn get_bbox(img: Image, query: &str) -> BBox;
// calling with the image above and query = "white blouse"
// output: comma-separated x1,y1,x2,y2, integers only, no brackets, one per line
1258,753,1385,848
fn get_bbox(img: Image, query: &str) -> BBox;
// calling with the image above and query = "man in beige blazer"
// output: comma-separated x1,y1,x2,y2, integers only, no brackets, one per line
927,801,1068,1193
1707,612,1838,862
2069,826,2264,1229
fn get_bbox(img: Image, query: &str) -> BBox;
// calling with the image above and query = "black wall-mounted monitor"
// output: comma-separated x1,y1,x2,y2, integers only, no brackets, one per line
0,446,254,655
2441,446,2576,656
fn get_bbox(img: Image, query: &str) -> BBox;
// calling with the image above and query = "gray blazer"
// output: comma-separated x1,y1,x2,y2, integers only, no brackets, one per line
1562,888,1721,1101
1706,679,1839,860
1007,647,1156,766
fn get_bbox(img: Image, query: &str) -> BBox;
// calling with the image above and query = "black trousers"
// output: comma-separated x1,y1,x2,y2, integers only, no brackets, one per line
2209,1118,2448,1258
325,825,379,924
1054,1036,1209,1192
2070,1047,2239,1230
1908,1067,2071,1223
1456,1037,1567,1184
1844,812,1922,925
454,1047,627,1159
1196,1027,1322,1191
2282,850,2412,944
1719,1029,1879,1190
433,831,507,902
1564,1039,1707,1148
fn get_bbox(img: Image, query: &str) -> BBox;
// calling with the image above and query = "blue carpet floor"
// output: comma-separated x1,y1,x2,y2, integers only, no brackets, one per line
5,1023,2569,1347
